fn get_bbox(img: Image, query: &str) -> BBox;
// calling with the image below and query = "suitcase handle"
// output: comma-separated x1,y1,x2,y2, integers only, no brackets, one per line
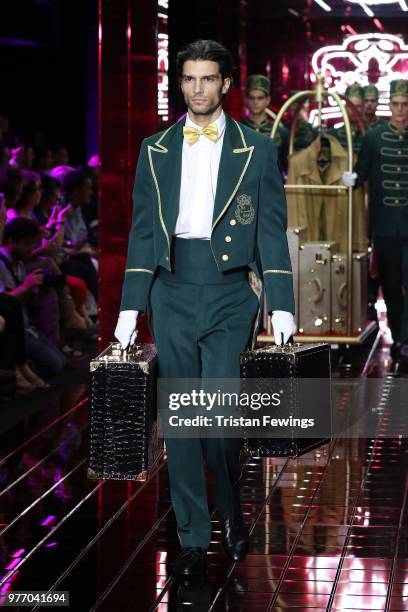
112,342,143,356
280,332,295,346
311,277,325,303
337,282,348,307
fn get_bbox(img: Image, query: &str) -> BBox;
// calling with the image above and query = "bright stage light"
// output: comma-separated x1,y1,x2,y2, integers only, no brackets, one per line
157,0,169,124
309,33,408,123
313,0,332,10
345,0,407,5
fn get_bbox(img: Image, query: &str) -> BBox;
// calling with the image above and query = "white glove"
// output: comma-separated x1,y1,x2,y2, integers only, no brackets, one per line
271,311,297,345
342,171,357,187
114,310,139,349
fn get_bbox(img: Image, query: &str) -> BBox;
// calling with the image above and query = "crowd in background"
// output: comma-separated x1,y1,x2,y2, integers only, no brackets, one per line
0,112,99,399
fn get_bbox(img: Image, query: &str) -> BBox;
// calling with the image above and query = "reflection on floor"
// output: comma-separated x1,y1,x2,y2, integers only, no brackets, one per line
0,332,407,611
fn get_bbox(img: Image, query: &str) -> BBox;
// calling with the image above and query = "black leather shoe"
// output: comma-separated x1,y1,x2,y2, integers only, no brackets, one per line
220,515,249,562
171,547,207,578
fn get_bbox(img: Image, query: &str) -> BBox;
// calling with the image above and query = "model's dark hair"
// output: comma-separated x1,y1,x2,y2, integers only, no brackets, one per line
176,39,233,81
2,217,41,245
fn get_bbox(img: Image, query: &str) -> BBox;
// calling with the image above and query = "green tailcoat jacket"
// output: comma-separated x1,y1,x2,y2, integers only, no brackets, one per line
120,113,295,315
355,121,408,237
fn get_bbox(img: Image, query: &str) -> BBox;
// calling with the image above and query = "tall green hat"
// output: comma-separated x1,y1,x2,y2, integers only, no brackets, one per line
390,79,408,98
345,83,365,100
364,84,379,100
246,74,270,96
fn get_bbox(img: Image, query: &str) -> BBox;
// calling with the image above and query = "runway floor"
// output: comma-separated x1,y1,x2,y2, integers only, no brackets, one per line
0,332,408,611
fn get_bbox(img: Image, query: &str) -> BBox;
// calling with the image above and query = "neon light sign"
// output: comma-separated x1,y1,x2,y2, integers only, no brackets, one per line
310,33,408,123
157,0,169,124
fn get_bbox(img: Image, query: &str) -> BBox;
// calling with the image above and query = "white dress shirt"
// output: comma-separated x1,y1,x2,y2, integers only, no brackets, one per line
174,110,226,240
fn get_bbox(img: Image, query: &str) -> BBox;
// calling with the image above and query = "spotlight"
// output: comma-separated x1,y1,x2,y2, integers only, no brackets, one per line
313,0,332,11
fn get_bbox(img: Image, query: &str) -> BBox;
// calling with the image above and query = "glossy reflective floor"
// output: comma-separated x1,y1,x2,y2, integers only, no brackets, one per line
0,333,407,611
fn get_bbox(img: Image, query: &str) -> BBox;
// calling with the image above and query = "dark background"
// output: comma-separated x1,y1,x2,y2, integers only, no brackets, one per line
1,0,406,162
0,0,98,163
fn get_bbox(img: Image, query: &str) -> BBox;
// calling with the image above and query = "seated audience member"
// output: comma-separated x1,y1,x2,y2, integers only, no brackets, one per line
6,170,42,222
8,174,88,351
0,168,24,211
60,170,98,302
9,144,35,170
34,175,93,334
34,175,63,226
34,147,54,173
8,171,70,261
0,218,66,377
80,164,99,247
52,144,70,167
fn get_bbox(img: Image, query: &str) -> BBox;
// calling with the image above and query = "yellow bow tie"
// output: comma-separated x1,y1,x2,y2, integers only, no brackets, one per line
183,123,218,145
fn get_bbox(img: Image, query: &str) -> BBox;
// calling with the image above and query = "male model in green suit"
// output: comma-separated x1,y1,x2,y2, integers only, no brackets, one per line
115,39,296,578
343,79,408,364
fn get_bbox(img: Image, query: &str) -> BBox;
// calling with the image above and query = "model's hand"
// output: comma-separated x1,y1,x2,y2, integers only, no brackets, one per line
272,311,297,345
114,310,139,349
342,171,357,187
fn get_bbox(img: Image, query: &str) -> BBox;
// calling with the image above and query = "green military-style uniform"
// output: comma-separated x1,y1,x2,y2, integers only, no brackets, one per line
241,115,273,135
243,74,289,171
327,83,365,156
364,84,386,131
355,79,408,344
294,119,318,152
327,124,363,156
241,115,289,171
365,116,386,130
120,112,294,548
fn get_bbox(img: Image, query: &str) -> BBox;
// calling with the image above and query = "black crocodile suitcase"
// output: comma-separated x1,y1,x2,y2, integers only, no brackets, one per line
87,342,163,481
240,342,331,457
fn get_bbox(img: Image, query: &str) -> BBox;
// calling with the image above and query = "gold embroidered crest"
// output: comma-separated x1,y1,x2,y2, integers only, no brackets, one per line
235,194,254,225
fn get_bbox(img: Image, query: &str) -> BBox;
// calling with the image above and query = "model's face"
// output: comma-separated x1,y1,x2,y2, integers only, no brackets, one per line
247,90,270,116
349,96,363,118
180,60,230,117
390,96,408,125
364,97,378,116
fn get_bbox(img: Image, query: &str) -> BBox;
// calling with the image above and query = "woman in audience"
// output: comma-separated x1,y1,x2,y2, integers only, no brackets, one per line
5,173,87,355
0,168,24,212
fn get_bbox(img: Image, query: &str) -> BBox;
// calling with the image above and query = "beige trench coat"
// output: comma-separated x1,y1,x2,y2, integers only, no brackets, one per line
286,134,367,252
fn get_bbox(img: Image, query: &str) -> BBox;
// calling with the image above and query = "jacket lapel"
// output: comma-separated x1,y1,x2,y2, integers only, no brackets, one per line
147,117,184,246
147,113,255,241
211,115,254,232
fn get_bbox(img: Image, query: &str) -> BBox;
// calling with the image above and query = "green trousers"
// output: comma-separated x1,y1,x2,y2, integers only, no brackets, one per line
149,238,259,548
374,236,408,344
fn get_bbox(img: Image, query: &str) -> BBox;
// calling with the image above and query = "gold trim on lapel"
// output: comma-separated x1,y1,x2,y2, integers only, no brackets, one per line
147,120,184,262
147,145,170,256
211,118,254,233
